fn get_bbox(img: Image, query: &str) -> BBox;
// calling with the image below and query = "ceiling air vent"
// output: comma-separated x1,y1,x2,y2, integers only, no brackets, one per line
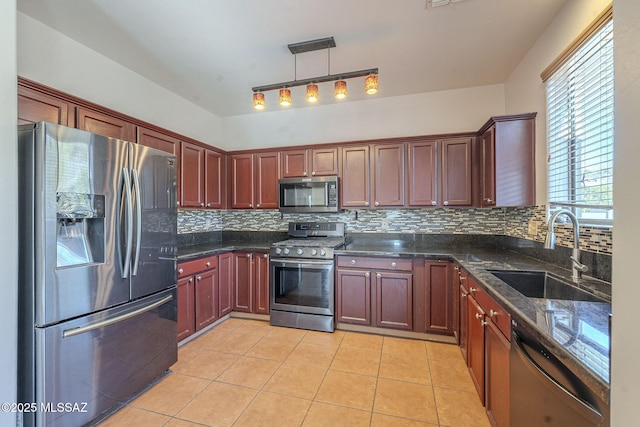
426,0,466,8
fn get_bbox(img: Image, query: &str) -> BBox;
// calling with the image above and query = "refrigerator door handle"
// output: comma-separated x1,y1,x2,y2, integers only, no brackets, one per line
120,167,133,279
131,168,142,276
62,294,173,338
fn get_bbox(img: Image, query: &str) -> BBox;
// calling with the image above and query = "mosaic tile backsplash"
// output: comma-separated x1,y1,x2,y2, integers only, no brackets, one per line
178,205,612,255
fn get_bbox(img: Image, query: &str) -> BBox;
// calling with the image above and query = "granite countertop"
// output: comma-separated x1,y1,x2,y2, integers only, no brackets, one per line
178,234,611,402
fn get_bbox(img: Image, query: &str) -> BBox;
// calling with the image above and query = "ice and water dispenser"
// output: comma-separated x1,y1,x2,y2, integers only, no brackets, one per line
56,193,105,267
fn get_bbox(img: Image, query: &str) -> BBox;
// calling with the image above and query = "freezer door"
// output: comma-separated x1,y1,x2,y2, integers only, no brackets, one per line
21,123,132,326
30,288,177,427
128,142,177,299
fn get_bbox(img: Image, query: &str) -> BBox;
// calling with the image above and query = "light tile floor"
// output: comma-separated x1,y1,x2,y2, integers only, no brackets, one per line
99,318,490,427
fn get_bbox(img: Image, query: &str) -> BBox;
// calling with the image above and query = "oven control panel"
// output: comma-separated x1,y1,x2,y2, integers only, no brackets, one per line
270,246,333,258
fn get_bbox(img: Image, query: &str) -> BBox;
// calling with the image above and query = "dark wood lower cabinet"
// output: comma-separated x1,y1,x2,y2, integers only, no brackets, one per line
336,269,372,325
233,251,269,314
467,290,486,403
485,319,510,427
424,261,453,334
177,276,195,342
194,268,218,330
375,271,413,330
253,253,270,314
218,252,233,317
177,255,219,341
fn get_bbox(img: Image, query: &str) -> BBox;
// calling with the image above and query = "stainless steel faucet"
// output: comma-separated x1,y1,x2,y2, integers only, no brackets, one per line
544,209,589,280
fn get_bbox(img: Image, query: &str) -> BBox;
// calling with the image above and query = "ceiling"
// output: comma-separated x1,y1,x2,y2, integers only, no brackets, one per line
17,0,566,118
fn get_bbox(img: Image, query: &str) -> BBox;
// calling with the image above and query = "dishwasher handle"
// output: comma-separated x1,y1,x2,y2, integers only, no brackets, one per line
512,330,603,425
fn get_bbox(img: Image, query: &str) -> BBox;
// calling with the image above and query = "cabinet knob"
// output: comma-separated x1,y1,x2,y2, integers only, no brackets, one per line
200,202,204,207
459,275,466,281
178,268,184,274
375,201,379,207
351,259,356,265
364,201,369,207
469,287,477,293
196,275,202,281
431,201,436,206
188,278,193,283
391,261,397,268
461,292,467,299
249,203,253,208
205,262,211,267
444,201,449,206
263,254,268,258
303,172,308,176
206,203,211,207
377,273,382,278
365,272,370,278
257,203,261,208
475,313,483,320
489,309,498,317
481,320,488,327
312,171,317,176
454,266,459,271
247,253,252,257
177,201,180,206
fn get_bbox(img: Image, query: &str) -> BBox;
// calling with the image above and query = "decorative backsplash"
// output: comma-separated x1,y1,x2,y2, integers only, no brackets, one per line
178,205,612,255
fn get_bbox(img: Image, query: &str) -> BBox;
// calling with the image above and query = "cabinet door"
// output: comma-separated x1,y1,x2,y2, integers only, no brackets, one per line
336,269,371,325
18,85,70,126
341,145,371,208
424,261,453,334
375,271,413,330
407,140,438,206
195,268,218,331
281,150,308,178
137,127,179,155
441,137,473,206
180,141,205,208
485,320,510,427
177,276,195,341
253,252,270,314
76,107,136,142
233,252,253,312
373,143,405,207
310,147,339,176
218,252,233,317
467,295,486,403
255,152,279,209
459,284,470,363
231,154,255,209
205,150,224,209
480,127,496,207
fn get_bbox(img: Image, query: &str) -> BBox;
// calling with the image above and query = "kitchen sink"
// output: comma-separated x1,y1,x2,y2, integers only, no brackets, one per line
487,269,606,302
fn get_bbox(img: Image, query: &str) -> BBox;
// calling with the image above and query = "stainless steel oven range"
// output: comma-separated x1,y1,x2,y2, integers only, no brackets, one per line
269,222,345,332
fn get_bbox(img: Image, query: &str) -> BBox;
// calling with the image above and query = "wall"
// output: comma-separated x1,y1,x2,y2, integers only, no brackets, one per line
1,1,18,425
611,0,640,424
221,84,505,150
504,0,611,205
17,12,223,149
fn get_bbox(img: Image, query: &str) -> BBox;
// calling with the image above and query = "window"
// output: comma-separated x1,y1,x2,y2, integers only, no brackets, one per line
543,7,613,225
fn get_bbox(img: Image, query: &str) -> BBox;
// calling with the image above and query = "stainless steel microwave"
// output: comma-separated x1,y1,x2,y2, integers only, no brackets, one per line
278,176,340,213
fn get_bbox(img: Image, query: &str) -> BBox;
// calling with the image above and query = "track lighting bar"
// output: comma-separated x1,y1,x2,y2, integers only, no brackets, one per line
251,68,378,93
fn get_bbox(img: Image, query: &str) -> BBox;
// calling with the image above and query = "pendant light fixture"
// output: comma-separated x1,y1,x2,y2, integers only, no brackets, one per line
279,88,292,106
251,36,378,110
253,92,265,110
306,83,319,103
365,73,378,95
334,80,347,99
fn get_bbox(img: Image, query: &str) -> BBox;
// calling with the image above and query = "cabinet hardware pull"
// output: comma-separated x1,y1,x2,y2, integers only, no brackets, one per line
206,203,211,207
431,200,437,206
481,320,488,326
489,309,498,317
377,273,382,278
311,171,316,176
365,272,370,278
461,293,467,298
247,253,252,257
205,262,210,267
178,268,184,274
176,201,180,206
444,201,449,206
391,261,397,268
188,278,193,283
459,276,466,281
196,276,202,280
303,172,308,176
469,287,477,293
249,203,253,208
475,313,483,319
375,201,379,206
263,254,268,258
351,259,356,265
364,201,369,206
200,202,204,207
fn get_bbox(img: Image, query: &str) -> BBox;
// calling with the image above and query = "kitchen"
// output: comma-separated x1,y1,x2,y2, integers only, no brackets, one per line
1,0,639,426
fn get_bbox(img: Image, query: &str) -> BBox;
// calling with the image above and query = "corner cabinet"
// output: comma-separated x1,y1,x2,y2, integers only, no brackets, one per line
336,256,413,331
478,113,536,207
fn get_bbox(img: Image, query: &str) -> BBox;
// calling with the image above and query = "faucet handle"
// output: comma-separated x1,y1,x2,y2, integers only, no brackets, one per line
570,256,589,272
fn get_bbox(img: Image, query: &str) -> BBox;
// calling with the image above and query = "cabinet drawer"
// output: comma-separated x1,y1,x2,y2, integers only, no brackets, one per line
336,256,412,271
178,255,218,278
472,286,511,340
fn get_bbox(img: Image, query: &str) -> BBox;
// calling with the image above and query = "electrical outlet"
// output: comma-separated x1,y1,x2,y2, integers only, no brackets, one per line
528,220,538,236
381,218,389,230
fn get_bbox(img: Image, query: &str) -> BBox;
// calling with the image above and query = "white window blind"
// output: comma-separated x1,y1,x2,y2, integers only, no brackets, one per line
546,18,613,225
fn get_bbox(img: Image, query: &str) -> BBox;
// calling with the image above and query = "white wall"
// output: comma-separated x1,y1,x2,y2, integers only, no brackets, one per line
611,0,640,424
504,0,611,204
221,84,505,150
17,12,223,147
0,1,18,426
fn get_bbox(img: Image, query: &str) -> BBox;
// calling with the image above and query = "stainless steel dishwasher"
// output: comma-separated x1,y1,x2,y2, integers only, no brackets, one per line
510,321,609,427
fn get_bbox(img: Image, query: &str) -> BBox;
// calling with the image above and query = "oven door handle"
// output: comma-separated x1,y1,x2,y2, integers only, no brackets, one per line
270,258,334,267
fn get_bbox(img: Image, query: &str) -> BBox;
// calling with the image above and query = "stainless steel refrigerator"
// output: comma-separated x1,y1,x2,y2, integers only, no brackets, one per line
17,122,178,426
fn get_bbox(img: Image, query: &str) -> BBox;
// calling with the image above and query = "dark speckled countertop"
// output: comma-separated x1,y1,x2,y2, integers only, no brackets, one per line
179,233,611,402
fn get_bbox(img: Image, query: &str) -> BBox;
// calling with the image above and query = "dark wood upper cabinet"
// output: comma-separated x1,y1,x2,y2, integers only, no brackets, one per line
205,149,224,209
137,127,179,155
180,141,205,208
18,85,71,126
341,145,371,208
478,113,536,207
372,143,405,207
281,147,339,178
441,137,473,207
254,152,280,209
231,154,254,209
76,107,136,142
407,140,438,207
